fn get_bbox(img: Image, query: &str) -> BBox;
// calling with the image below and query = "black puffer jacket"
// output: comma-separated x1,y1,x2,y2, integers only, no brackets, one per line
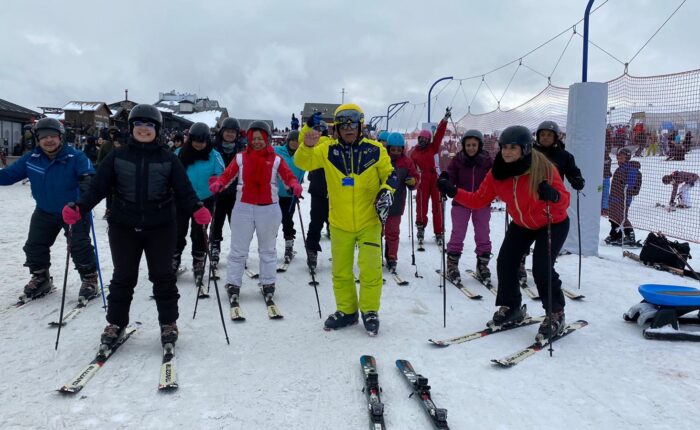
78,138,199,230
534,141,584,186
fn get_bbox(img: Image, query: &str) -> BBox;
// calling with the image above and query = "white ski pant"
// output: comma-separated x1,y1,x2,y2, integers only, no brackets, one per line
679,183,693,207
226,202,282,287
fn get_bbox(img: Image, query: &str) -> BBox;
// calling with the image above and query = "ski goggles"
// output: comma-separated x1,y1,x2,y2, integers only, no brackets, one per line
334,110,363,129
133,121,156,129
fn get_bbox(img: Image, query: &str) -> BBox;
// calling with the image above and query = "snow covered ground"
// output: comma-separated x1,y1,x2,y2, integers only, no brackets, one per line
1,181,699,430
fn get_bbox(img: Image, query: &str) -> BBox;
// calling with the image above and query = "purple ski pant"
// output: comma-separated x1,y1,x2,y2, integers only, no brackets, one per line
446,204,491,255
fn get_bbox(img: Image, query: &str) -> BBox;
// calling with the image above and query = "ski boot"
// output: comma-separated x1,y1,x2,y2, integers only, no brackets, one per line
307,249,318,272
446,253,461,283
386,259,397,274
622,232,638,247
100,323,125,347
435,233,444,248
324,310,359,331
284,239,294,264
604,235,622,246
160,322,179,346
518,255,527,286
536,310,566,343
226,284,240,304
210,240,221,278
362,311,380,336
23,268,52,299
476,253,492,283
488,304,527,328
261,283,275,300
417,225,425,247
192,253,206,287
78,271,98,302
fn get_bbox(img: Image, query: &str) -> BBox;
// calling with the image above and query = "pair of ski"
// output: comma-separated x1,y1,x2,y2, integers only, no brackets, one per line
428,312,588,367
10,282,57,310
48,294,100,327
229,287,283,322
522,269,585,300
360,355,449,430
436,269,483,300
58,325,178,394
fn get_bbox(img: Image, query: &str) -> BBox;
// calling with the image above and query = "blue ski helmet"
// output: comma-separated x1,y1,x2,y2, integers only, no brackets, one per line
386,132,405,147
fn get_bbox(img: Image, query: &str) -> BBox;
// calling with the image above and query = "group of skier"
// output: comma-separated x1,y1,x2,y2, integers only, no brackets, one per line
1,99,590,347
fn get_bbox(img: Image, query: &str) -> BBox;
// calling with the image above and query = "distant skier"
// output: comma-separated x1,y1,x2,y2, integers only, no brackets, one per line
438,125,571,341
605,148,642,246
445,129,493,285
662,171,697,209
383,132,418,273
63,104,211,348
410,108,450,248
0,118,98,302
209,121,302,309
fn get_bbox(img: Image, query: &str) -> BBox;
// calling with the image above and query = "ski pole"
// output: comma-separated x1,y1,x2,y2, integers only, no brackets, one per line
576,191,582,290
200,219,230,345
408,189,422,278
55,225,73,350
203,197,219,310
297,200,322,319
440,193,447,328
545,202,554,356
89,212,107,309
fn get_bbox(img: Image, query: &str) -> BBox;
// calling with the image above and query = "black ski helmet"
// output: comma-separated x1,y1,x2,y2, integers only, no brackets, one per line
189,122,211,142
461,129,484,151
536,120,560,143
128,104,162,136
33,117,64,140
286,130,300,143
498,125,532,155
247,120,272,143
220,117,241,134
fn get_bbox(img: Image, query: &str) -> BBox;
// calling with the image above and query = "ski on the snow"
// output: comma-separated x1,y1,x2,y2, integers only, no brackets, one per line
465,269,498,296
360,355,386,430
158,343,178,391
525,269,583,300
261,289,283,319
58,326,138,394
229,298,245,322
435,269,482,300
48,295,98,327
429,315,546,347
276,263,289,273
395,359,450,429
520,279,540,300
12,285,57,310
245,269,259,279
390,271,409,286
491,320,588,367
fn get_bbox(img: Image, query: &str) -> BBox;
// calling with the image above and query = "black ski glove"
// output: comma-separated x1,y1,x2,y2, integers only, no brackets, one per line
374,188,393,224
570,176,585,191
437,171,457,198
444,107,452,120
538,181,560,203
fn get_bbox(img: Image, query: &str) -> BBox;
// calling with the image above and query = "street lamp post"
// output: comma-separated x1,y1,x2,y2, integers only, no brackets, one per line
427,76,453,124
386,101,409,132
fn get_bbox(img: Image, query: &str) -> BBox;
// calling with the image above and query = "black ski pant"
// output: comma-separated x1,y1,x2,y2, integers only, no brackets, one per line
279,196,297,240
106,222,179,327
175,197,215,259
210,191,236,243
23,208,95,274
305,195,328,252
496,218,570,313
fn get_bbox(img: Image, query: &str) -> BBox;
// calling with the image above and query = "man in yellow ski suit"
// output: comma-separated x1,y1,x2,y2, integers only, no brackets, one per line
295,103,395,335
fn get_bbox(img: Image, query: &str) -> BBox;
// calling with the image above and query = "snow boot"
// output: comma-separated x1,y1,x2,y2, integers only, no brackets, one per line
488,304,527,328
23,268,52,299
446,253,461,283
160,322,179,346
362,311,380,336
476,253,492,282
78,271,98,301
324,310,359,331
307,249,318,272
100,323,125,347
536,310,566,343
386,259,397,274
284,239,294,264
435,233,444,248
417,225,425,245
210,240,221,266
622,231,637,247
192,252,206,287
261,283,275,300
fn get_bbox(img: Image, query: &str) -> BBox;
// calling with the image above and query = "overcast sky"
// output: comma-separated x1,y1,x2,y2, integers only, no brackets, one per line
2,0,698,130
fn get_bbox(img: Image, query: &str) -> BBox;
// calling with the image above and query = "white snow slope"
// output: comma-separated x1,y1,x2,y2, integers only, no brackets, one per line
1,181,699,430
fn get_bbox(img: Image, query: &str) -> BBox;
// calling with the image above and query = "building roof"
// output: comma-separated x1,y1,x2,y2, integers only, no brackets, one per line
301,103,340,120
63,101,112,115
0,98,41,119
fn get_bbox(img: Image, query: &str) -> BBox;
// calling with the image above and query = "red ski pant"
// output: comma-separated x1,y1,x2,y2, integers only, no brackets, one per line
383,215,402,261
415,173,443,234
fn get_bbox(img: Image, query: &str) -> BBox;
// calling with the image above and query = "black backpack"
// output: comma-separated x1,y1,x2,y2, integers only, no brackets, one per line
639,232,691,270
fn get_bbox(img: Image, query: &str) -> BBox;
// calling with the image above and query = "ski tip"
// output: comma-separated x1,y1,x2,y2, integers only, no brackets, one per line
428,339,449,348
308,281,319,286
57,386,80,394
490,359,514,368
469,295,484,300
158,383,179,391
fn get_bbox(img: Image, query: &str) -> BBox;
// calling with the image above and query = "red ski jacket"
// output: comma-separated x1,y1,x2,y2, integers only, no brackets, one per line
410,119,447,177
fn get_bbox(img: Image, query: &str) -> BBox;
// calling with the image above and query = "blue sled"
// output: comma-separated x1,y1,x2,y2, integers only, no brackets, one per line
639,284,700,307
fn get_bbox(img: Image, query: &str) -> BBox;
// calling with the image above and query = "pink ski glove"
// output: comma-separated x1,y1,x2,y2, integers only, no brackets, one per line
193,206,212,225
209,180,225,194
62,204,82,225
290,183,303,198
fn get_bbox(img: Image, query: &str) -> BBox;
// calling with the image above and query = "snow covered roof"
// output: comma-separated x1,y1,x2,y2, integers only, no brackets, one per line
176,110,222,128
62,101,108,112
45,112,65,121
156,106,176,113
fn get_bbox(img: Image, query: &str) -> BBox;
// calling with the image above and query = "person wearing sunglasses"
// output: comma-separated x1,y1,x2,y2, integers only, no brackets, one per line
62,104,210,349
294,103,396,336
410,107,451,249
0,117,98,303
